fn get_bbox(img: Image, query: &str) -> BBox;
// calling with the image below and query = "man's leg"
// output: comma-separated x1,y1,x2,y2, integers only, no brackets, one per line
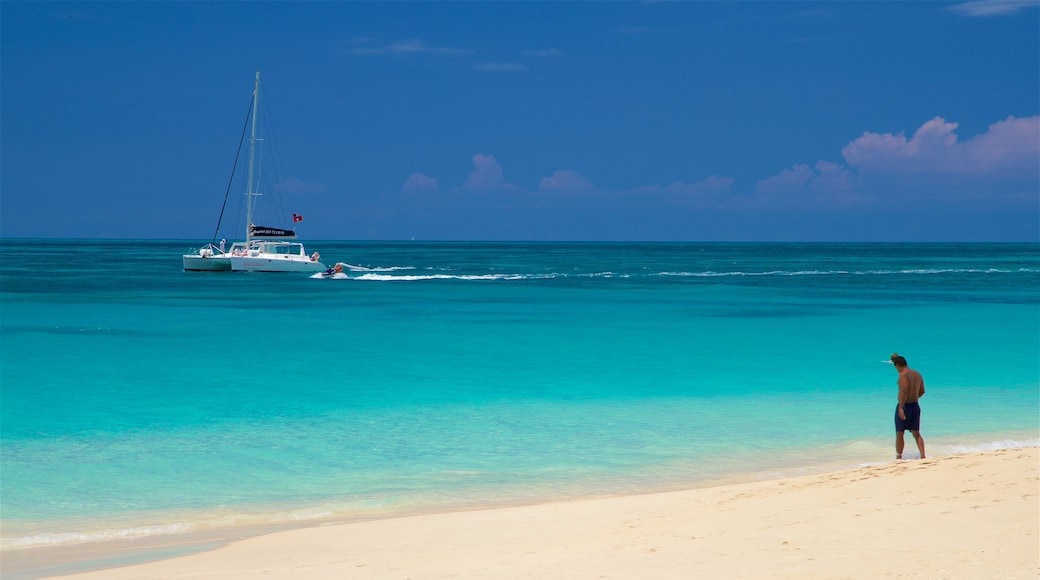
911,430,925,459
895,431,905,459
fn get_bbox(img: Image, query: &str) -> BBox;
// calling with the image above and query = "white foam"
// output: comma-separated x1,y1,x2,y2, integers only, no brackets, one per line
338,263,415,272
0,504,352,551
845,438,1040,470
316,266,1037,282
939,438,1040,455
352,273,555,282
1,523,193,550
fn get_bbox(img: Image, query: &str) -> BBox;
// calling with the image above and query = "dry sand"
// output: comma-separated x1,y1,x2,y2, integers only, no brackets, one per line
42,446,1039,579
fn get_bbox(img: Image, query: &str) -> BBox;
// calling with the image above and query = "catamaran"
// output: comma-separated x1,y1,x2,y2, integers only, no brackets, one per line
183,71,326,273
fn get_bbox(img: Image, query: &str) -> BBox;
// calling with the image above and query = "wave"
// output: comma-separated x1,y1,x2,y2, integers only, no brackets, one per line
313,267,1039,282
848,437,1040,470
327,271,634,282
940,438,1040,455
1,522,194,550
352,273,558,282
0,506,338,550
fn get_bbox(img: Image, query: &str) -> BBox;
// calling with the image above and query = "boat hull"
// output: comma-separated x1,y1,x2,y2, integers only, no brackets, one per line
230,256,326,273
182,254,232,271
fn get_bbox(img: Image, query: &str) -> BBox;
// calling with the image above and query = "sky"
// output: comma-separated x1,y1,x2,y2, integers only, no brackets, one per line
2,1,1038,242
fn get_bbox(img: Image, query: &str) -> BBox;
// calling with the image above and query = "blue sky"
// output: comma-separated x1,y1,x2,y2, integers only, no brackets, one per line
2,1,1038,241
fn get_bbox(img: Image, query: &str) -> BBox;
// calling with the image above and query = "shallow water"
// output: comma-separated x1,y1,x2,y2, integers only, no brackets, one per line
2,241,1037,575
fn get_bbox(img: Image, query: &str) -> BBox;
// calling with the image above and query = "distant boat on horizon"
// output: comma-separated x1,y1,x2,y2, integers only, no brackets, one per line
183,70,326,273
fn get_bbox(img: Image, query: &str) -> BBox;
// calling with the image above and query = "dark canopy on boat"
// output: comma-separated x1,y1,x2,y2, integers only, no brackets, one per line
250,225,296,238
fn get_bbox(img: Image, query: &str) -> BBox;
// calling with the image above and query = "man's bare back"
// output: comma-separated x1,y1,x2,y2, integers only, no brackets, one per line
898,368,925,404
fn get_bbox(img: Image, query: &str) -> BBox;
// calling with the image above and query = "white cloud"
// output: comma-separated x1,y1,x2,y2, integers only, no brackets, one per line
350,38,469,56
462,154,517,192
402,173,438,194
946,0,1038,17
959,115,1040,172
430,115,1036,213
841,115,1040,176
669,175,734,197
640,175,734,197
539,170,593,192
754,161,857,203
809,160,857,194
755,165,815,196
752,115,1038,207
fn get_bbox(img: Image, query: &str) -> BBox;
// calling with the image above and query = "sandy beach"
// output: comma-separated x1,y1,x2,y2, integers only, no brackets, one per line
34,446,1038,580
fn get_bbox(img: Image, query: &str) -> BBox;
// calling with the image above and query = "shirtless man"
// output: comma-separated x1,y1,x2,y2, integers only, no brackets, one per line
891,353,926,460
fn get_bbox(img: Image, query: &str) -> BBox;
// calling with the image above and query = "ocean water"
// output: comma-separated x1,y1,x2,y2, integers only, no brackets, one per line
2,241,1038,576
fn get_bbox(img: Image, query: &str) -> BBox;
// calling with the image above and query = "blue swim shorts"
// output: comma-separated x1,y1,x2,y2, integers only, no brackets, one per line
895,402,921,432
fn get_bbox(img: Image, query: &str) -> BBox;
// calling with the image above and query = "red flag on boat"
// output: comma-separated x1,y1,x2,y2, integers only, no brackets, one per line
293,213,303,223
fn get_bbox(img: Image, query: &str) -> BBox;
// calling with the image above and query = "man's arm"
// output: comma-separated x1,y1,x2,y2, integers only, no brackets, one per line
897,374,908,419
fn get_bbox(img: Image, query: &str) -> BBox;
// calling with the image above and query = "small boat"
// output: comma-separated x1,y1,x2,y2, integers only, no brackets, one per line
183,70,325,273
311,263,348,279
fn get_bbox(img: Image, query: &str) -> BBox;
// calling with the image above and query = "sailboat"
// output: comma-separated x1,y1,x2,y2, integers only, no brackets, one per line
183,71,326,273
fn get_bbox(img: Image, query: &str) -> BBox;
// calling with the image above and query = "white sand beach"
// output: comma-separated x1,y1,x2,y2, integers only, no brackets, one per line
41,446,1038,579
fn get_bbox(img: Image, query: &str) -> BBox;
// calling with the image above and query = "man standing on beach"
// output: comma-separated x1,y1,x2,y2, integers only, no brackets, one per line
891,353,926,460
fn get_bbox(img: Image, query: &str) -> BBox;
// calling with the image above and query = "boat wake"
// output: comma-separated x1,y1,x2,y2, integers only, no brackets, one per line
309,264,1039,282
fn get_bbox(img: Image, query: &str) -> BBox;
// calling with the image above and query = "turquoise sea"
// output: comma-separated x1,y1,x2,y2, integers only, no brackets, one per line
2,241,1038,578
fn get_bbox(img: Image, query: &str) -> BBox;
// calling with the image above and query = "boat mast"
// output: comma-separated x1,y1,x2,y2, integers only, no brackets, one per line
245,70,261,245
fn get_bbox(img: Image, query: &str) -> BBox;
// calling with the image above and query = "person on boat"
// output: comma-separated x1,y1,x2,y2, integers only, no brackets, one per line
219,239,226,253
323,263,343,277
311,252,321,262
